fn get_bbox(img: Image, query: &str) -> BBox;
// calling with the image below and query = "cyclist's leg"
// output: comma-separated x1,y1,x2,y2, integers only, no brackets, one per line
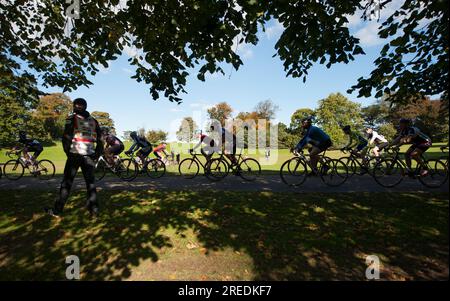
404,145,414,171
31,147,43,167
372,145,380,157
309,146,322,171
412,142,431,173
104,147,114,165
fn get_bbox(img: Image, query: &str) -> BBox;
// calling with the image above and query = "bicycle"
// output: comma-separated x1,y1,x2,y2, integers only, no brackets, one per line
178,150,228,181
280,149,348,187
94,154,138,181
126,151,166,179
438,145,448,171
340,147,379,177
3,149,55,181
212,151,261,181
372,146,448,188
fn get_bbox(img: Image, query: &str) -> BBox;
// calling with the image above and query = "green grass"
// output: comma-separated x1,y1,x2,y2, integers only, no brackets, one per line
1,141,448,176
0,189,448,280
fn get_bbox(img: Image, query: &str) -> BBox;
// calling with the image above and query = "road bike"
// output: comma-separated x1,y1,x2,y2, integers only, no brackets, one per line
340,147,379,177
280,149,348,187
372,146,448,188
211,151,261,181
3,149,55,181
126,152,166,179
178,150,228,181
94,154,138,181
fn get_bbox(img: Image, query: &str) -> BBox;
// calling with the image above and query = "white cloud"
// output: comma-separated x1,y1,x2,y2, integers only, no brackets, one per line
231,34,254,59
169,108,183,112
122,68,133,74
355,22,383,47
265,20,284,40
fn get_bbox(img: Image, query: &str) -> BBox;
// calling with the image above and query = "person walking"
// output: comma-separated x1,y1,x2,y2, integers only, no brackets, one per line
45,98,103,218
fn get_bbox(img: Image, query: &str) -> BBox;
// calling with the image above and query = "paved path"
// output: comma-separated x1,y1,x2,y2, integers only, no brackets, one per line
0,174,448,193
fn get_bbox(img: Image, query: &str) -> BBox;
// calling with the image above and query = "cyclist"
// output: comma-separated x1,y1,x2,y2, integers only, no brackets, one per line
191,131,216,162
366,127,388,158
220,126,238,167
124,131,152,166
341,125,369,163
16,130,44,167
153,142,169,160
101,128,124,168
389,118,432,177
294,117,332,174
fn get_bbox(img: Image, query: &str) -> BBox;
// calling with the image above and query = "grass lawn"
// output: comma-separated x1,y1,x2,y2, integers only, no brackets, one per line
0,189,448,280
1,142,448,176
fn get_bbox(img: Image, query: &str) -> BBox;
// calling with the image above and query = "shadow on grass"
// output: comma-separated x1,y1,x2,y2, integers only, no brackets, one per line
0,190,448,280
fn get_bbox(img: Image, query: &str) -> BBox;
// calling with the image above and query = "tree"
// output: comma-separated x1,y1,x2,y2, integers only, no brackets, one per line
389,97,449,141
290,108,315,136
377,123,397,142
5,1,443,105
254,99,279,121
207,102,233,127
176,117,198,142
146,129,168,144
33,93,72,140
91,111,116,134
0,57,40,145
361,101,390,127
349,0,448,104
315,93,364,147
277,122,297,149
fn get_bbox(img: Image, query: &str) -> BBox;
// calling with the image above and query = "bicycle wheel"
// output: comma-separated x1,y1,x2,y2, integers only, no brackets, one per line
320,158,348,187
205,158,228,181
178,158,200,179
3,160,25,181
419,159,448,188
238,158,261,181
118,159,138,181
36,160,55,180
373,158,404,188
94,160,107,181
366,157,380,176
280,157,308,186
146,159,166,179
341,156,356,177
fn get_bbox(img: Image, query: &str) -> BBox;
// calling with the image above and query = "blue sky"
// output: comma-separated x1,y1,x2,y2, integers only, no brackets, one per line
39,3,402,141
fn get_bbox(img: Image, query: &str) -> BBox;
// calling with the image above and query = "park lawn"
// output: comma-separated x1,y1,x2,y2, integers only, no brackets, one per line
1,142,448,176
0,189,448,280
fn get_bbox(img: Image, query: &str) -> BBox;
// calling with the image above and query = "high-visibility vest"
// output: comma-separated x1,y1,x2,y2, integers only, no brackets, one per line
70,114,97,155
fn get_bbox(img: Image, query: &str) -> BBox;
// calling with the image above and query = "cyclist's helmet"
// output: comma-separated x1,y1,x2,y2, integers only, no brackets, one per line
130,131,138,139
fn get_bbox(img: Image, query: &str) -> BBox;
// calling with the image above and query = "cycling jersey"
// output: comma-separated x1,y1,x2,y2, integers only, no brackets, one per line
368,131,387,145
127,136,151,153
153,144,167,152
19,137,42,150
105,134,123,147
296,126,331,150
347,131,368,149
400,126,431,145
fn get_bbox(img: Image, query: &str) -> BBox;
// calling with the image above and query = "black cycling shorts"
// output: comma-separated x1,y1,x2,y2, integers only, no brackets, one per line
106,144,124,155
138,146,152,157
317,139,332,152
